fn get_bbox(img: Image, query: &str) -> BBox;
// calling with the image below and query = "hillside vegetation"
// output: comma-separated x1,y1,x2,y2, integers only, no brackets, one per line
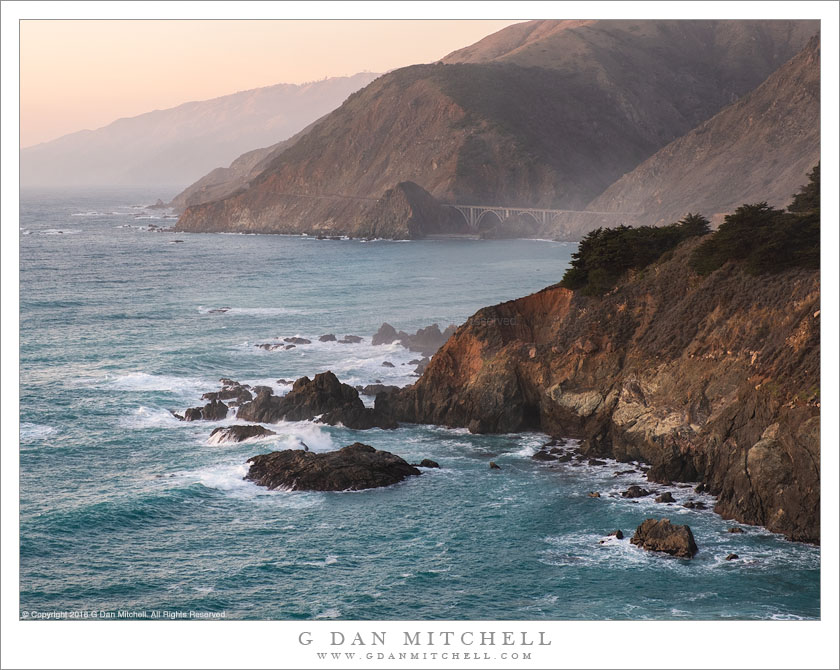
561,165,820,295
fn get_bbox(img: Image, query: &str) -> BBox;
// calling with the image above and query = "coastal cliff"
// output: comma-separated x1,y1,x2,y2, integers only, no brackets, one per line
379,237,820,542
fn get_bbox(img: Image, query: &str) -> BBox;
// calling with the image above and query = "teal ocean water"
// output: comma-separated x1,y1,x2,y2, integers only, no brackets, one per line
19,188,819,620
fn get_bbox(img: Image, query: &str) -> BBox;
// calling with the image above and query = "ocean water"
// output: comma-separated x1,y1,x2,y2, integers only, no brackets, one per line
19,188,819,620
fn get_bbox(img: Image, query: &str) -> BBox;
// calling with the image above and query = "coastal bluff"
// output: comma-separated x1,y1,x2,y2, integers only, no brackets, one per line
377,239,820,542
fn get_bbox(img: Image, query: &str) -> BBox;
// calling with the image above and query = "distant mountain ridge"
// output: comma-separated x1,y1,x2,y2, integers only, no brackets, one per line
583,35,820,228
174,19,817,238
20,73,380,188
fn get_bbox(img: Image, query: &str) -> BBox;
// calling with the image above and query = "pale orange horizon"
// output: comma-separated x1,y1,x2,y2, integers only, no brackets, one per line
20,19,524,147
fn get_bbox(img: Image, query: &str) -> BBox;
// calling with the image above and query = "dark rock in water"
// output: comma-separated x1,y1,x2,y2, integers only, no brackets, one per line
358,383,400,396
319,334,337,342
417,459,440,468
372,322,457,356
208,385,253,404
532,450,556,462
245,442,420,491
556,454,573,463
208,308,230,314
409,359,422,365
728,527,745,534
588,492,601,498
655,492,676,503
381,361,395,368
683,500,707,510
372,323,400,346
543,439,560,448
725,553,739,561
622,485,651,498
285,344,296,350
588,458,607,466
209,424,276,444
182,399,229,421
256,343,283,351
236,371,395,429
489,462,501,470
549,447,563,454
283,337,311,345
631,518,698,558
616,469,637,475
413,357,431,375
695,483,708,494
277,379,294,385
320,402,398,430
146,199,167,209
251,385,274,396
339,335,363,344
609,529,624,539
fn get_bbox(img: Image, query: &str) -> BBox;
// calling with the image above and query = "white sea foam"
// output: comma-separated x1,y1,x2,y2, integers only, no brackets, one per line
314,608,341,619
20,422,57,441
120,406,184,430
105,372,210,397
198,306,301,316
40,229,81,235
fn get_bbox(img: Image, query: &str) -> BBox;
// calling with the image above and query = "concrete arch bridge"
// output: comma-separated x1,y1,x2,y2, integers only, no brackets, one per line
446,204,627,232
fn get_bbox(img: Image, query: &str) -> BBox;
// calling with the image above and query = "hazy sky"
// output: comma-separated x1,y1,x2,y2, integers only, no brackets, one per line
20,20,522,147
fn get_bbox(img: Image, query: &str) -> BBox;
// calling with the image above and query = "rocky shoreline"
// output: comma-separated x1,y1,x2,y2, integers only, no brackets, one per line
375,238,820,543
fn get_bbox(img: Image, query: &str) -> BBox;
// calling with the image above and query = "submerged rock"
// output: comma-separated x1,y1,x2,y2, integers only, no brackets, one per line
728,527,745,534
489,462,501,470
532,450,556,462
416,459,440,468
209,424,276,444
245,442,420,491
381,361,395,368
319,334,337,342
725,553,739,561
630,518,698,558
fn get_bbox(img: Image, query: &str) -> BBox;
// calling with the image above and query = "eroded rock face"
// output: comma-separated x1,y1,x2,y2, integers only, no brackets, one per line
630,518,698,558
209,424,276,444
377,240,820,542
245,442,421,491
236,371,396,430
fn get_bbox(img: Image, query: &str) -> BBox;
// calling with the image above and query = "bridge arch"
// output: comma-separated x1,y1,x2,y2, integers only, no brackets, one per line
475,209,502,231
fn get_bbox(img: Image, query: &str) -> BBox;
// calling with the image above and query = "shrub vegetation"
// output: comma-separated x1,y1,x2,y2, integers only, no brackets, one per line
561,164,820,295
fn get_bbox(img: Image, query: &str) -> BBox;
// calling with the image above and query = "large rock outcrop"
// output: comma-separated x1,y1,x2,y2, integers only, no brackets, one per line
378,239,820,542
245,442,420,491
236,371,396,430
630,519,698,558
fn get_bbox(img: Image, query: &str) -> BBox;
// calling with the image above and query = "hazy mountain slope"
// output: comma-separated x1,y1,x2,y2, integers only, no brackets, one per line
168,116,326,212
20,73,380,189
176,19,816,238
582,36,820,227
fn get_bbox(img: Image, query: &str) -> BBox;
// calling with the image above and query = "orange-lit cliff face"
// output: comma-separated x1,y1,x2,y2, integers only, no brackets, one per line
379,239,820,542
